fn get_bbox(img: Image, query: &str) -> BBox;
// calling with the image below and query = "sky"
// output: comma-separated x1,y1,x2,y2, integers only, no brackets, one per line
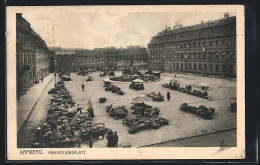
22,9,235,49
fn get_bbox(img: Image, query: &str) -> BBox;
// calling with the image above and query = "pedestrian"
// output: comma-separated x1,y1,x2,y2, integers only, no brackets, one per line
41,77,43,82
141,102,146,117
87,108,94,118
175,74,176,78
82,84,84,91
106,129,114,147
113,132,119,148
35,127,41,142
167,91,171,101
77,104,82,113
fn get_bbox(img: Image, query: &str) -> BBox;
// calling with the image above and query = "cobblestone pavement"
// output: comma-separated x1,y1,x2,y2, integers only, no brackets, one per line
64,72,236,148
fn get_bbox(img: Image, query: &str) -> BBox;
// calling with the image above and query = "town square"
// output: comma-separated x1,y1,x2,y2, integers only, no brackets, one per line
16,10,237,148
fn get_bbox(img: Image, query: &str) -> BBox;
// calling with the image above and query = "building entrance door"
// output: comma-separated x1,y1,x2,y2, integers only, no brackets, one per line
181,63,183,71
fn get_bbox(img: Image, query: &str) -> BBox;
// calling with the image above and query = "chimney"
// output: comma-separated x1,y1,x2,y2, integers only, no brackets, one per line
224,12,229,19
201,20,204,24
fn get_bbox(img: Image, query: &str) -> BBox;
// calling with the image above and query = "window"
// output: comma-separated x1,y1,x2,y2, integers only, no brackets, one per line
204,64,207,71
194,63,197,70
208,30,213,36
215,64,219,72
222,64,226,72
209,63,213,72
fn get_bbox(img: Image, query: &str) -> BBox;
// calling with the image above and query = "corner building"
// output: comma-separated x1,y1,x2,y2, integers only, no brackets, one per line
148,13,236,77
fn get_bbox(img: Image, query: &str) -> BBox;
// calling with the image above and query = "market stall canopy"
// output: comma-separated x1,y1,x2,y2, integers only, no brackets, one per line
170,79,179,83
132,74,140,77
103,78,112,82
133,79,145,83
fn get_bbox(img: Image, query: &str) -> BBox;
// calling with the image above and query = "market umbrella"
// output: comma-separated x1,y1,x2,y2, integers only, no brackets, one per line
170,79,179,83
133,79,145,83
103,78,112,82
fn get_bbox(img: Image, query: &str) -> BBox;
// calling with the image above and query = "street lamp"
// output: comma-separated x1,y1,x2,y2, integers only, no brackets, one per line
54,60,57,85
89,115,93,148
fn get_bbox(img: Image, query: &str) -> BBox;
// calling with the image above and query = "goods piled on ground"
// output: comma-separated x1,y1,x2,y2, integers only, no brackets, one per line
61,76,72,81
180,103,215,119
70,113,92,129
122,115,169,134
120,102,169,134
146,92,164,102
105,84,125,95
106,105,128,119
79,123,109,140
99,97,107,103
32,81,110,148
162,81,180,90
131,102,160,117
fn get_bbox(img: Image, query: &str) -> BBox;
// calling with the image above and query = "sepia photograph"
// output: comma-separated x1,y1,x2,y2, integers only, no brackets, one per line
7,5,245,160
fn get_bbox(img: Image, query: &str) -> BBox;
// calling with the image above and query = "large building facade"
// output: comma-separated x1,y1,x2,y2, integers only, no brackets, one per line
117,46,148,70
16,13,50,99
55,49,76,71
34,34,50,82
148,13,236,77
54,46,148,72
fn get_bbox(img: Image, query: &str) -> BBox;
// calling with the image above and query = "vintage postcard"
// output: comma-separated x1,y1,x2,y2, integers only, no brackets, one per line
7,5,245,160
